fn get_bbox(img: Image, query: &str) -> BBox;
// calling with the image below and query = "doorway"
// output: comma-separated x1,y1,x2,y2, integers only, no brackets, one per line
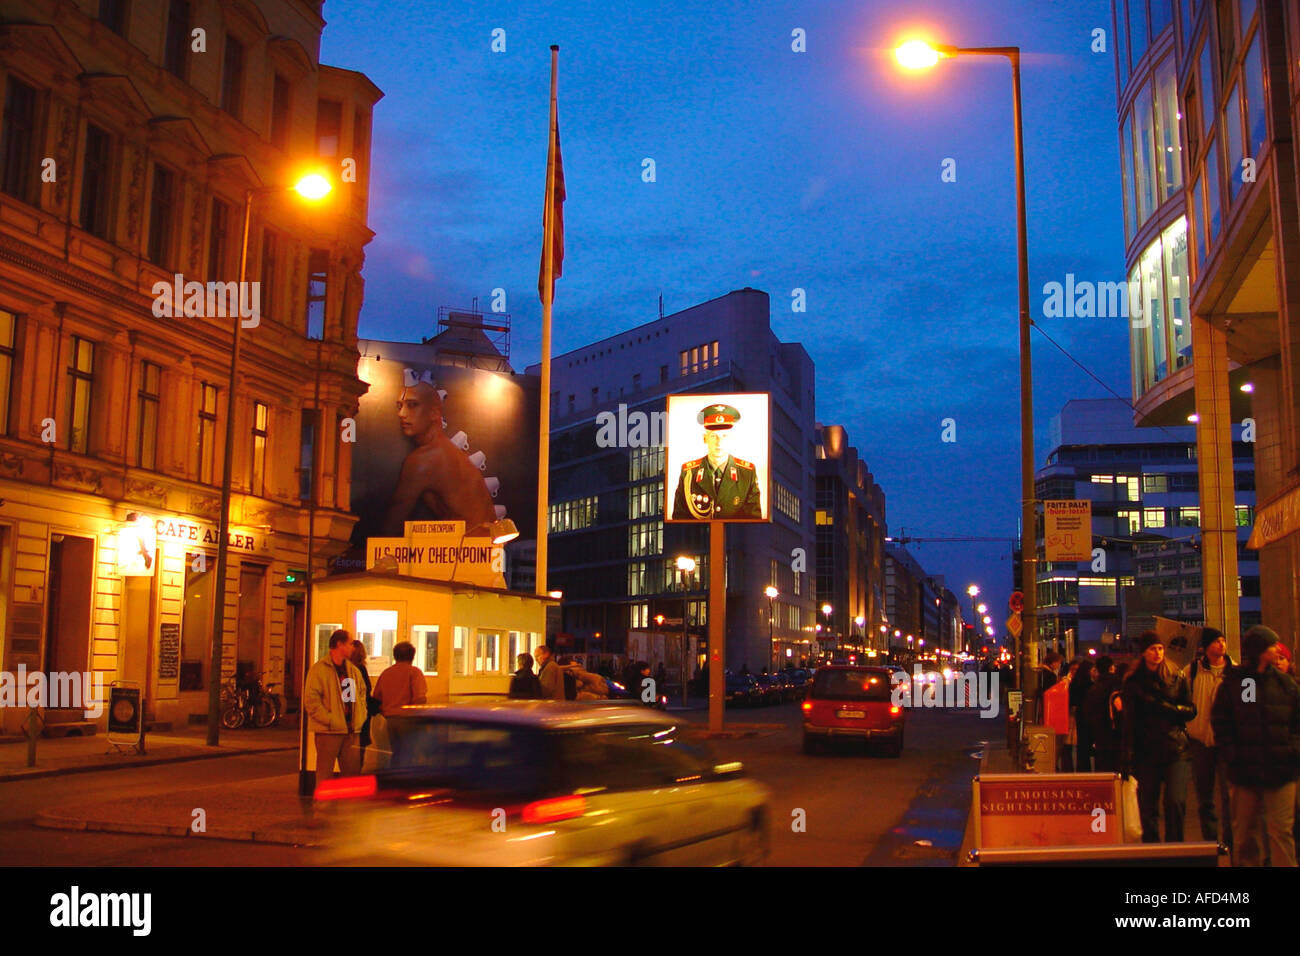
45,534,94,675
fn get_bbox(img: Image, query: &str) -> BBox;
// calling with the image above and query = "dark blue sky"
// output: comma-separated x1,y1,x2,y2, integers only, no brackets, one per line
321,0,1130,632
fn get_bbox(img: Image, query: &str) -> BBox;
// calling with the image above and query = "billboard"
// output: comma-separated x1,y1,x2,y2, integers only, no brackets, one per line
349,347,539,557
664,393,770,523
1044,500,1092,562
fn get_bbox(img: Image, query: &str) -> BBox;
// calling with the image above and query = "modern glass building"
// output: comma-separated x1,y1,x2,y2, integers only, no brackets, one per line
1113,0,1290,645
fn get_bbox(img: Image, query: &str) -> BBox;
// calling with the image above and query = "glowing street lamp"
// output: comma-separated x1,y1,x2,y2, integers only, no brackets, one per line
765,585,779,670
895,32,1036,701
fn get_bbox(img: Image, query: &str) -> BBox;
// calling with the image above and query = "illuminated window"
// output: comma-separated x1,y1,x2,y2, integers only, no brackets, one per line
413,626,439,675
549,495,598,532
627,521,662,557
67,336,95,454
1144,507,1167,528
628,445,664,481
0,309,15,435
197,383,218,484
453,626,469,676
137,361,161,469
475,630,501,673
250,400,268,496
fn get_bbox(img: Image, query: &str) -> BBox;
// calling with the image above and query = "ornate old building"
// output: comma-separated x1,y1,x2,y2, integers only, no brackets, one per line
0,0,380,729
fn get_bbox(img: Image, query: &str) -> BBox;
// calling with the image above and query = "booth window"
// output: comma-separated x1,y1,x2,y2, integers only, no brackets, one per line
315,623,341,663
453,626,469,676
413,625,439,675
356,609,396,662
476,630,501,673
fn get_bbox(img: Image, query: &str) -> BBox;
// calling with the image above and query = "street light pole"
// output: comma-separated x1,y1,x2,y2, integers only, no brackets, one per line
897,38,1035,708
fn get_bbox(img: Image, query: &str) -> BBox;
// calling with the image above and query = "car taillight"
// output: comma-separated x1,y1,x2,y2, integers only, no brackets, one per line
521,794,588,824
801,701,812,712
889,705,902,716
314,775,378,801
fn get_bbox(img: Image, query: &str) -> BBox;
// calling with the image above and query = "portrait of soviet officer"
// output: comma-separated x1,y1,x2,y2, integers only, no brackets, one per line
381,372,499,536
671,403,763,520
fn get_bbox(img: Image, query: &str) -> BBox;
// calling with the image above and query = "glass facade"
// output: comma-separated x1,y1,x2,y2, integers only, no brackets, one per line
1129,217,1192,400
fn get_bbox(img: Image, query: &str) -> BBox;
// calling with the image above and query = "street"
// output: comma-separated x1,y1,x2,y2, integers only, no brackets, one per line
0,704,991,866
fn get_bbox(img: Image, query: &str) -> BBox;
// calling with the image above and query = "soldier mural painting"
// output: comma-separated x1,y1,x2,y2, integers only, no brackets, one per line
666,394,770,523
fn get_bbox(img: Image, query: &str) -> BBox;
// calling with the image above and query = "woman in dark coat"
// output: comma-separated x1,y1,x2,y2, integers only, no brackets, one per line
1122,631,1196,842
1070,659,1095,772
350,640,377,766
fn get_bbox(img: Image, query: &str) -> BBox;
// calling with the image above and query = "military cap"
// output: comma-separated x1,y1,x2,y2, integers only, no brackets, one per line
698,403,741,430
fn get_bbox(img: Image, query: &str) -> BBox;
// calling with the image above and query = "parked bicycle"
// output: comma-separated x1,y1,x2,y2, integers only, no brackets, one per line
219,671,281,729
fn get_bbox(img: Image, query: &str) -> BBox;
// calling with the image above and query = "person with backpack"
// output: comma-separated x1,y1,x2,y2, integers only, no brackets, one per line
1182,627,1232,847
536,644,565,700
1083,655,1123,772
1122,631,1196,842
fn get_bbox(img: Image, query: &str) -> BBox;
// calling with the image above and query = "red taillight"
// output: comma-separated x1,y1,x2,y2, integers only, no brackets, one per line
801,701,812,712
314,775,378,801
521,794,588,825
889,705,902,716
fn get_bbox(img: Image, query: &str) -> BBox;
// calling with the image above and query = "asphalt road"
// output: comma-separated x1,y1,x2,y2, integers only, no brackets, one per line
0,702,994,866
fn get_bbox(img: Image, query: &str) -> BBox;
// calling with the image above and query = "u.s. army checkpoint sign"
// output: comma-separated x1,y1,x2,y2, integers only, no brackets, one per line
367,521,506,589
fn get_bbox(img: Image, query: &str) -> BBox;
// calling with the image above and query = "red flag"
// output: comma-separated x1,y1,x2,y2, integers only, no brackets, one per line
538,53,565,304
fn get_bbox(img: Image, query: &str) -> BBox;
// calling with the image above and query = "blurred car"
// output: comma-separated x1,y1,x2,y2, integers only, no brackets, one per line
770,671,797,703
725,673,760,707
603,676,667,709
315,702,770,866
801,665,905,757
753,673,782,705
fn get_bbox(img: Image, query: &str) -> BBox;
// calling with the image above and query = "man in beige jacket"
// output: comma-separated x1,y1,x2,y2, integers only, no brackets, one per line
305,630,368,788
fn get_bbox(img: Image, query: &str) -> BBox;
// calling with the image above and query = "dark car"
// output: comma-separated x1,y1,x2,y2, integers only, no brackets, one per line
785,669,812,699
801,665,905,757
753,673,782,706
725,673,760,707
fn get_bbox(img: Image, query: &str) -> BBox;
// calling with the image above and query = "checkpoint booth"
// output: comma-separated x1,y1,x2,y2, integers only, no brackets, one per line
305,521,558,775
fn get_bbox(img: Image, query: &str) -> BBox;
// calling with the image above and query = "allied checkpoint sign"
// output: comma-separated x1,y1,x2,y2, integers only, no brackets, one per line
664,393,771,523
1044,499,1093,562
367,521,506,589
973,773,1123,848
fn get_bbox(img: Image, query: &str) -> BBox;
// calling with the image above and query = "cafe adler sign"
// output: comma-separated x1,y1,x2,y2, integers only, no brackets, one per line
153,517,264,553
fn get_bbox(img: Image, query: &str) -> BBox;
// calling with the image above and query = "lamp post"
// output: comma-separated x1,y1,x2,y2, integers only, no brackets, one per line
209,173,332,749
821,603,833,656
677,555,696,706
899,37,1037,709
765,585,779,672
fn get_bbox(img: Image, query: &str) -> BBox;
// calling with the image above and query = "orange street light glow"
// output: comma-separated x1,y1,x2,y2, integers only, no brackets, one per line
895,40,942,70
293,173,332,201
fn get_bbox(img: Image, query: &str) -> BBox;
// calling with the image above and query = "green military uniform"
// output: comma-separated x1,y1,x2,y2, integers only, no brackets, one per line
671,402,763,519
672,453,762,519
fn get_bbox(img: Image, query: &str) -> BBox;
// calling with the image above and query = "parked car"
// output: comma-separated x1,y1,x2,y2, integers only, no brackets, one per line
801,665,905,757
786,669,812,699
315,702,770,866
753,673,782,705
725,673,760,707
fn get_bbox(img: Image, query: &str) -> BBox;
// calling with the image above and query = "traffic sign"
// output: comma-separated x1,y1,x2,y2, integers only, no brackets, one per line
1006,613,1023,639
1008,591,1024,613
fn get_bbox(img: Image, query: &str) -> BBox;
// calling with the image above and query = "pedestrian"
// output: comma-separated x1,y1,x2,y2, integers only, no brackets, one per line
1121,631,1196,843
536,644,565,700
372,641,428,766
1084,655,1122,772
304,630,367,789
509,652,542,699
1038,651,1061,719
1071,658,1095,772
350,639,377,768
1211,625,1300,867
1182,626,1233,848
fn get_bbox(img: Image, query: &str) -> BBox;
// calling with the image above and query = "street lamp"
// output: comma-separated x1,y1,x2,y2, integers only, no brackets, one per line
209,172,333,753
896,35,1036,706
765,585,779,672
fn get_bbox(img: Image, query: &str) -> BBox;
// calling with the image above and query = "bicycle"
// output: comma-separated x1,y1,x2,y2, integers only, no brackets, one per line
219,672,280,729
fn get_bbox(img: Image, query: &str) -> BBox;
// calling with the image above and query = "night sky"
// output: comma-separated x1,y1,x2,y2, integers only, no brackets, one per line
321,0,1129,633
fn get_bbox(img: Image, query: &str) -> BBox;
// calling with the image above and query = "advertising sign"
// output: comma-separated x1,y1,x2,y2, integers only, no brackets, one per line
973,773,1123,848
664,393,770,523
1044,500,1093,562
350,346,539,550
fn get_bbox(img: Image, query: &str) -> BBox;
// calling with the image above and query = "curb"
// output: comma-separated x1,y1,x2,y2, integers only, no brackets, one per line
34,811,324,847
0,744,297,783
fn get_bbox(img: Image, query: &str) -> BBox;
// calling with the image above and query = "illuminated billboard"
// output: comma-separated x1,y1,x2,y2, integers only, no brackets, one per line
665,393,770,523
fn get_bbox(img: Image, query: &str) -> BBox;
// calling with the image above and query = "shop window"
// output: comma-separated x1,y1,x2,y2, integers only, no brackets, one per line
413,625,439,675
180,553,214,690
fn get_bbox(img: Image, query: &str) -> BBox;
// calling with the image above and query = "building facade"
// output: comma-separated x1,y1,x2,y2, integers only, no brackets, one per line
1035,399,1258,656
814,423,887,652
526,288,819,672
1113,0,1295,649
0,0,379,729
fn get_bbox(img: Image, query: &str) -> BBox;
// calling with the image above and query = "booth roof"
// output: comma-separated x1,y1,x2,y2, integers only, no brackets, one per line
314,571,559,603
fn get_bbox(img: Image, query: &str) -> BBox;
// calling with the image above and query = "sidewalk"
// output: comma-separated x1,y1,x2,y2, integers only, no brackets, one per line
0,725,298,782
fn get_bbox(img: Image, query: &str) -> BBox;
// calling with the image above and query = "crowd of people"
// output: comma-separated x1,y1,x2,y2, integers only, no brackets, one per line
1036,624,1300,866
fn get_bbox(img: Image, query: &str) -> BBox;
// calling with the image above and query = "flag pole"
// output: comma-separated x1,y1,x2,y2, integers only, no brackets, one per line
536,44,558,599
